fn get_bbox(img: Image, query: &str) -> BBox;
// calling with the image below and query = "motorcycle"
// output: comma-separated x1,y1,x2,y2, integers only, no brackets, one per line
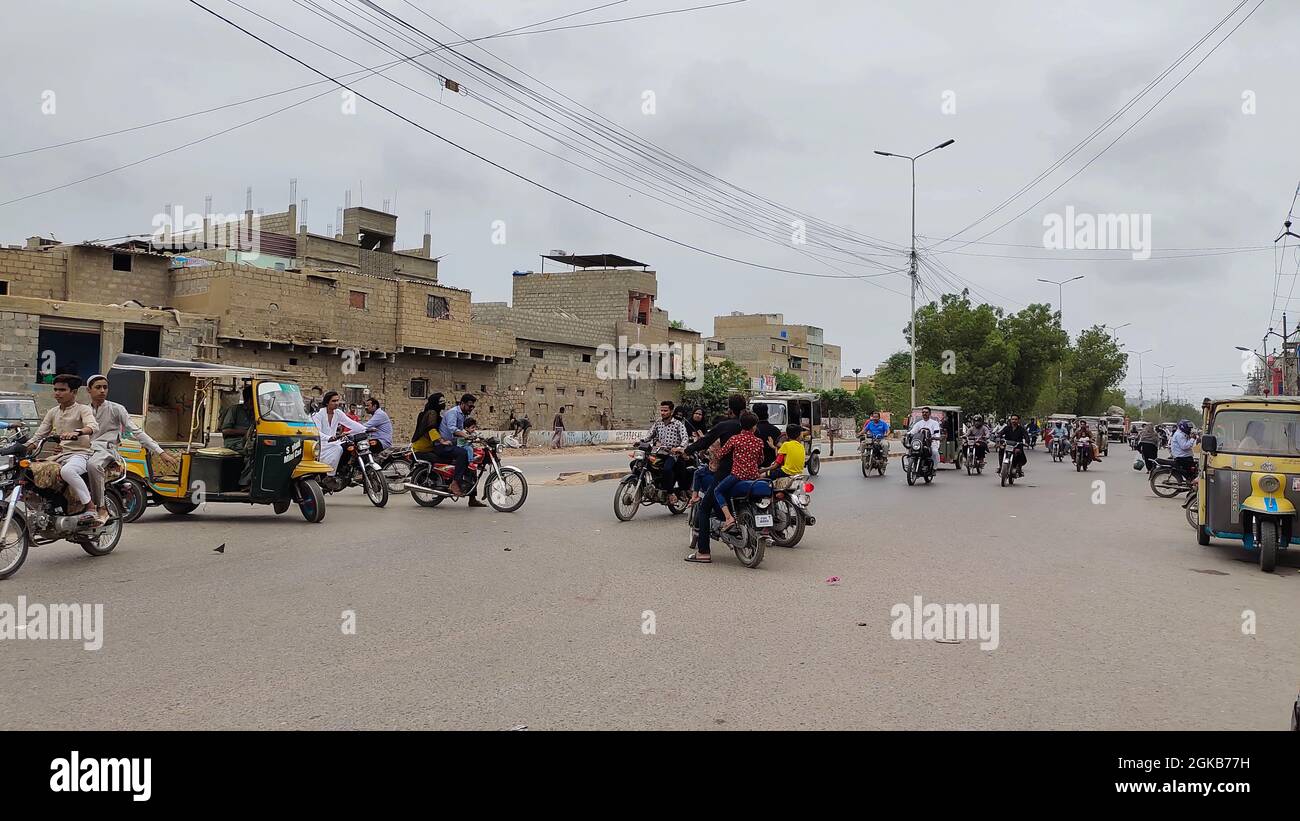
375,444,415,495
1050,436,1068,463
319,431,389,507
1074,437,1094,472
687,479,773,568
859,434,888,477
770,473,815,548
1149,457,1197,499
1027,429,1039,450
1183,485,1199,530
404,436,528,512
0,433,126,581
903,429,936,486
998,438,1025,486
963,436,987,475
614,441,692,521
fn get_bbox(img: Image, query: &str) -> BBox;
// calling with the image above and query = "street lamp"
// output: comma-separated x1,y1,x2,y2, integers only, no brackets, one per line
1103,322,1131,343
1127,348,1152,419
1039,275,1085,389
852,367,862,392
874,138,956,409
1236,346,1270,397
1152,363,1173,414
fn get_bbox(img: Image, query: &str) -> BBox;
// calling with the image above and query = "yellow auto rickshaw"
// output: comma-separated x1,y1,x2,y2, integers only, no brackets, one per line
1194,396,1300,571
108,354,331,522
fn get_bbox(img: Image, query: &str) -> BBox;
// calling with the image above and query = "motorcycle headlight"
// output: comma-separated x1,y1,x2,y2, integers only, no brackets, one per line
756,497,771,509
1259,475,1280,493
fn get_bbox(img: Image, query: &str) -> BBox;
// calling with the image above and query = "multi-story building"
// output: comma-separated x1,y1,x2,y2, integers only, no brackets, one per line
707,312,842,391
472,253,701,430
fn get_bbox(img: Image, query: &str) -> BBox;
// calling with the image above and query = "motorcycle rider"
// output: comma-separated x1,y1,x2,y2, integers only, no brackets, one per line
364,397,393,451
27,374,99,517
312,390,369,480
437,394,486,506
907,407,943,472
85,374,175,524
678,394,747,564
753,403,783,468
1170,419,1197,476
768,423,806,479
1073,420,1097,465
647,400,690,505
1026,417,1040,447
964,414,993,467
1000,414,1028,477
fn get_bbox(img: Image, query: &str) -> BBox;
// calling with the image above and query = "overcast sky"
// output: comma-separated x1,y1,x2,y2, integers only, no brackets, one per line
2,0,1294,403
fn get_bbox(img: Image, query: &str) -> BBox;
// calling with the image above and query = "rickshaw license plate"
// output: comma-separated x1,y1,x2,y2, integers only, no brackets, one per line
1292,478,1300,492
754,514,774,527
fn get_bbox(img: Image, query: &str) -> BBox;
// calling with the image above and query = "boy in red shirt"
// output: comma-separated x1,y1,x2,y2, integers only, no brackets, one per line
714,411,763,533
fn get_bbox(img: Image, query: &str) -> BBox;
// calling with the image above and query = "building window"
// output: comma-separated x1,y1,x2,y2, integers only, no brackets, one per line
349,290,368,309
112,253,132,272
535,387,545,395
357,362,366,372
582,353,592,363
557,387,566,396
455,383,466,392
427,295,450,319
0,281,8,295
288,357,298,366
480,385,487,393
529,347,544,359
409,378,428,399
577,388,585,397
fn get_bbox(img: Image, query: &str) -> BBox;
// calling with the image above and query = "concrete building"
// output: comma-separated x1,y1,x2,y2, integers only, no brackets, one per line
472,254,701,430
707,312,842,391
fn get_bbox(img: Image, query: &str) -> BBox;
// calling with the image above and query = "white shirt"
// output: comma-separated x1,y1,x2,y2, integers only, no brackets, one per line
312,407,367,445
908,418,942,439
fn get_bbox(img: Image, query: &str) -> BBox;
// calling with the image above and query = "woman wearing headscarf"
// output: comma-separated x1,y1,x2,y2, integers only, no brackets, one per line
411,393,446,459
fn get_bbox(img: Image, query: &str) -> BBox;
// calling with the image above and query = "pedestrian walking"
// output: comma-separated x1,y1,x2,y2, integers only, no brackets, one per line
552,406,566,449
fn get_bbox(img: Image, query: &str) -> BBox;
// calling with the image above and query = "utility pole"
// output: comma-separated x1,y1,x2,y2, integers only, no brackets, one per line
875,139,955,409
1040,275,1086,392
1127,348,1152,419
852,368,861,392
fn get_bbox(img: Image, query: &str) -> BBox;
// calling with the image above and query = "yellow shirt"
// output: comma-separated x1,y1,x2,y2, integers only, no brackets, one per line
777,440,805,476
412,428,441,453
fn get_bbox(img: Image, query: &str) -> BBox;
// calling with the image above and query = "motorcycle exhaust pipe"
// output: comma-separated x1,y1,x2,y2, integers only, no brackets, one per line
401,482,450,496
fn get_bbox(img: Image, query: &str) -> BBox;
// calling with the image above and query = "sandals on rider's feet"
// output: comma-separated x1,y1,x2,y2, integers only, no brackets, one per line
684,552,712,563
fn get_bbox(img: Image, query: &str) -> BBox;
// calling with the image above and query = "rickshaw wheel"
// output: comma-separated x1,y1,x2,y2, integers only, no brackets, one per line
120,475,149,523
163,500,198,515
1196,526,1210,546
1258,521,1279,572
297,479,326,523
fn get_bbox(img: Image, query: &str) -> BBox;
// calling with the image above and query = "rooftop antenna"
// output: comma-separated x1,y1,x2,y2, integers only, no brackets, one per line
245,186,253,211
300,198,308,232
383,197,391,212
289,178,297,206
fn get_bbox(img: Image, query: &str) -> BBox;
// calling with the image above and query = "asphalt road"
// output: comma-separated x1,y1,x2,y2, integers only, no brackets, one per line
3,444,1297,730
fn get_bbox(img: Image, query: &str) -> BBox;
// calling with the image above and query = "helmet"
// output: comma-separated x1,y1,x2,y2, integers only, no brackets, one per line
1178,419,1192,434
972,414,983,425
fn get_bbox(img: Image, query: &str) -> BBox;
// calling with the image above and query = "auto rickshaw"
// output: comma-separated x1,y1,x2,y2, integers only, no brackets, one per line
749,391,823,474
108,354,331,522
0,391,42,430
1193,396,1300,572
907,405,963,469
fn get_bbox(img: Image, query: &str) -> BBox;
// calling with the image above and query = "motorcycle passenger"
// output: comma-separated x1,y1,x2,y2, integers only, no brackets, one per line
1136,421,1160,471
1170,419,1197,476
1001,414,1028,477
752,403,783,468
27,373,98,517
411,393,446,457
437,393,485,506
768,424,807,479
965,414,992,466
1073,420,1096,464
679,394,747,564
907,406,942,469
713,411,764,535
647,400,690,505
312,390,368,476
688,407,708,440
86,374,174,525
364,397,393,450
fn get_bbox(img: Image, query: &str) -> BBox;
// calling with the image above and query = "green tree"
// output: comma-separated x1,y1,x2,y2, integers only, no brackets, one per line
872,350,939,422
1064,326,1129,415
679,359,749,419
853,383,879,416
911,291,1010,414
999,302,1069,415
774,370,805,391
818,388,861,419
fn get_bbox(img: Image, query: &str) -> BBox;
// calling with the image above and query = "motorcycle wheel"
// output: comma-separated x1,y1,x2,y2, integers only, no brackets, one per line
409,464,444,508
382,458,412,495
78,490,124,556
1000,462,1008,487
120,475,148,523
1185,492,1200,530
808,454,820,476
485,468,528,513
1148,467,1181,498
878,460,886,476
905,459,916,486
666,492,689,515
966,456,973,476
861,456,869,478
613,476,642,521
1082,461,1089,472
732,511,765,568
363,465,389,508
0,515,30,580
923,471,932,484
296,479,326,523
770,499,805,548
1259,519,1280,573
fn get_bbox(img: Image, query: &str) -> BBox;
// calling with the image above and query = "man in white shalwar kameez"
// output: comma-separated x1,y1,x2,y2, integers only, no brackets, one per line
312,390,367,475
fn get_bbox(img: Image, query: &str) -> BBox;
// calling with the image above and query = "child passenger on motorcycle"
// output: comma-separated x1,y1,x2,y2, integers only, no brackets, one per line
713,411,764,534
767,424,806,479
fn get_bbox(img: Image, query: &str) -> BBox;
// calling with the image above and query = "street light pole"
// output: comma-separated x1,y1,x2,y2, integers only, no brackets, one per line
875,139,954,409
1039,275,1085,390
1236,346,1270,397
1153,363,1172,415
1127,348,1152,419
852,367,861,392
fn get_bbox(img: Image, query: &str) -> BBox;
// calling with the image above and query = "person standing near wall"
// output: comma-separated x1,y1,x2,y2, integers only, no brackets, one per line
552,405,566,449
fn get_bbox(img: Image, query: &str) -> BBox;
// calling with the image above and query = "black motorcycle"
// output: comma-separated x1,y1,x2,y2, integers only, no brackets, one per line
859,435,888,477
1050,436,1068,463
1149,457,1196,498
375,444,415,495
319,431,388,507
963,436,987,475
770,473,815,548
1074,437,1094,472
687,479,773,568
614,441,692,521
903,429,936,486
998,438,1025,486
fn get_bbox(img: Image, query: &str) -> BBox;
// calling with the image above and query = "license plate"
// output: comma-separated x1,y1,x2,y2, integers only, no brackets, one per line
754,514,774,527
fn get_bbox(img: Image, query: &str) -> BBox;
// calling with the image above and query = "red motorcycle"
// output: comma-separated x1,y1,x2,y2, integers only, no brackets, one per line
404,436,528,512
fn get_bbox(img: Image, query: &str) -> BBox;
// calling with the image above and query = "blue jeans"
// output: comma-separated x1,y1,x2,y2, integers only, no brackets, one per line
691,467,717,552
713,474,743,514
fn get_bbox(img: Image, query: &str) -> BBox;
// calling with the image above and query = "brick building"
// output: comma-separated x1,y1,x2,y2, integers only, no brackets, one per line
706,312,842,391
472,254,701,430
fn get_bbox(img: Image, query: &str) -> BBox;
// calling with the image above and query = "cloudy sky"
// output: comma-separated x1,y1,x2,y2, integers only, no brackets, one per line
2,0,1293,403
